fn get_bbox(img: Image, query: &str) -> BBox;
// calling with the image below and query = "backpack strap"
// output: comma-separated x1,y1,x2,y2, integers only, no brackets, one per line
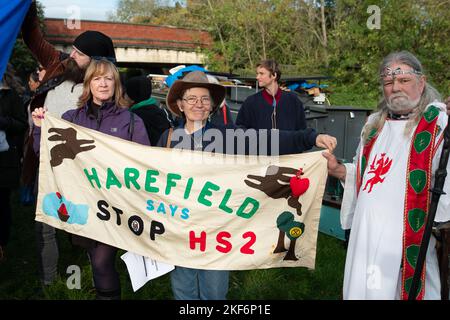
166,127,173,148
128,111,135,140
71,108,82,123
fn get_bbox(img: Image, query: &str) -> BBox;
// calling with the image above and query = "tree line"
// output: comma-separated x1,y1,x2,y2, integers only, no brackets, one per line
11,0,450,108
110,0,450,107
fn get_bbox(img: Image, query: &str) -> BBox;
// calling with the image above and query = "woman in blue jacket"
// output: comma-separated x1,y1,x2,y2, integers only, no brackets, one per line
32,59,150,299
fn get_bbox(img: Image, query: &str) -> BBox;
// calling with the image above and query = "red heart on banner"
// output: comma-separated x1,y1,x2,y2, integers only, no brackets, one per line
290,168,310,198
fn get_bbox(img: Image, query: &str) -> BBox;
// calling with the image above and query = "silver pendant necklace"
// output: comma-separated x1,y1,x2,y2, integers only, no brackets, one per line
191,130,204,150
192,135,203,149
187,121,206,150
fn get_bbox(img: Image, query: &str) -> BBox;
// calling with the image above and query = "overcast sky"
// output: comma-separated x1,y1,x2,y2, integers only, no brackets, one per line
38,0,118,21
38,0,181,21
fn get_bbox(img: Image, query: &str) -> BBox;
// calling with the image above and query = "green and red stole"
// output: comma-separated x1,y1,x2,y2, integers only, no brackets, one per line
356,106,441,300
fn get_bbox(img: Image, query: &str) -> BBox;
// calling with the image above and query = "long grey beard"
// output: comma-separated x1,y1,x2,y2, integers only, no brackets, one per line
386,93,420,113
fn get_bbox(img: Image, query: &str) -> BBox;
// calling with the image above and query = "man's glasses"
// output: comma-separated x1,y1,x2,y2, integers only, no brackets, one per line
182,96,211,105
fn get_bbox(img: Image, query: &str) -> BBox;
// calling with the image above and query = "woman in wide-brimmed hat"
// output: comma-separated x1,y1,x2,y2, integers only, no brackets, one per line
159,70,230,300
165,70,226,140
161,70,336,152
157,71,337,300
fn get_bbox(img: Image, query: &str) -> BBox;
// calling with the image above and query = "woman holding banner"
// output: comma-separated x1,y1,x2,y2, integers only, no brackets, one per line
158,70,336,300
31,59,150,299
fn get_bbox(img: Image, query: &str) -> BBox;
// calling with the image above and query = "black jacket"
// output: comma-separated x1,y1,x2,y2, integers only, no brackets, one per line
0,89,28,188
157,120,317,155
129,98,172,146
236,90,309,130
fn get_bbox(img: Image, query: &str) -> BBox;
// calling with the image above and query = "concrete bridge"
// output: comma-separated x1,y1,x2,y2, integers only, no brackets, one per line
44,18,212,72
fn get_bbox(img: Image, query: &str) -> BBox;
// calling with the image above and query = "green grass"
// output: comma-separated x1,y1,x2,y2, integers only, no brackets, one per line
0,191,346,300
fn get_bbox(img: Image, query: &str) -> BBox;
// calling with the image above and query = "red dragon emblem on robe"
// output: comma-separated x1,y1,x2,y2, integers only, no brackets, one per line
363,153,393,193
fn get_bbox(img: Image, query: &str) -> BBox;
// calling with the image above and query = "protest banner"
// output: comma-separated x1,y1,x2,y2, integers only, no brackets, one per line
36,115,327,270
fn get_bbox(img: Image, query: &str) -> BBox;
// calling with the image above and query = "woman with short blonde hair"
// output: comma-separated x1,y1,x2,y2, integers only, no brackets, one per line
77,58,131,108
32,59,150,300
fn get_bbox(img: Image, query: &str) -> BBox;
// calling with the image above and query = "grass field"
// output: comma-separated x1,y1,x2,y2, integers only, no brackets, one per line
0,191,347,300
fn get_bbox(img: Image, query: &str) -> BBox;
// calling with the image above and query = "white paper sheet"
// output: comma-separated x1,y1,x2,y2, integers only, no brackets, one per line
121,251,175,292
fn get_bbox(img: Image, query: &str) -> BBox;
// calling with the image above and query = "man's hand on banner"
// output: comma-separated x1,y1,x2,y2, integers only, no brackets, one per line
322,151,346,181
315,134,337,153
31,107,47,127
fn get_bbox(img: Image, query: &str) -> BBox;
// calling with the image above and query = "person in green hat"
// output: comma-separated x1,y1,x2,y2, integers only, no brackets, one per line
125,75,172,146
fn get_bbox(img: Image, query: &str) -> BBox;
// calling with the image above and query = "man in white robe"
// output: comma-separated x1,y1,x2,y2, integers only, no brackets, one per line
323,51,450,300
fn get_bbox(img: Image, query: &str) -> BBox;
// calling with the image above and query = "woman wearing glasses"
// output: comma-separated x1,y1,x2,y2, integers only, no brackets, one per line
158,71,336,300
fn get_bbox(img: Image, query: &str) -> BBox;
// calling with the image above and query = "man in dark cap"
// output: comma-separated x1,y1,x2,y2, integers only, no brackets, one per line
20,1,116,289
70,30,116,68
125,76,172,145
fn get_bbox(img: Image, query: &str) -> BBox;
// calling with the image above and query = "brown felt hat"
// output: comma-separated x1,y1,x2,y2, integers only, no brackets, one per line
166,71,226,117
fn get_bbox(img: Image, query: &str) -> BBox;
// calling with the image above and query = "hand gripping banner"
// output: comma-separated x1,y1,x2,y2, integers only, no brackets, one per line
36,115,328,270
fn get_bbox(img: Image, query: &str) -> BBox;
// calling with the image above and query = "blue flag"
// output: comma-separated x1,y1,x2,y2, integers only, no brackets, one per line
0,0,32,80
